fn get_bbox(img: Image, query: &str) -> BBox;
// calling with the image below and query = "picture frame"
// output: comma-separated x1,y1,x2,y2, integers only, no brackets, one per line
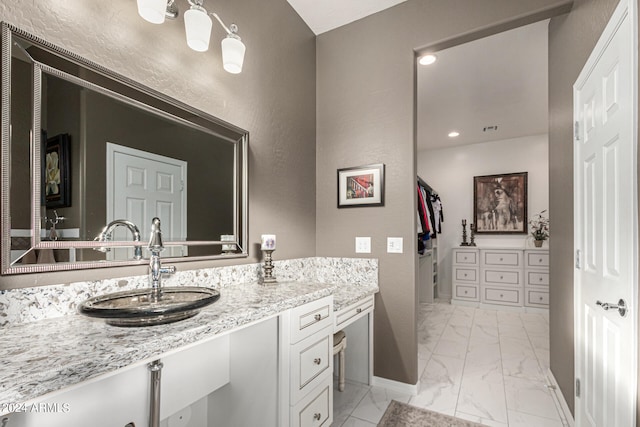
473,172,527,234
337,163,385,208
44,133,71,209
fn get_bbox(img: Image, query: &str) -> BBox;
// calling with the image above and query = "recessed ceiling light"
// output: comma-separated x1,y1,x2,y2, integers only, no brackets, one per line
419,54,437,65
448,131,460,138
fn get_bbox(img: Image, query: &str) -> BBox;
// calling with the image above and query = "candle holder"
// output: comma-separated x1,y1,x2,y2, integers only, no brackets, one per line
460,220,469,246
262,250,277,284
469,223,476,246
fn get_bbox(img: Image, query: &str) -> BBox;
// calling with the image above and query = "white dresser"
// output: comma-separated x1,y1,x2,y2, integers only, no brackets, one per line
452,247,548,310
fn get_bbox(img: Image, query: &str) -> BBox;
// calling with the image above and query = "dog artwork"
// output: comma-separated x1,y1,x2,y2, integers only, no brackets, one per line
473,172,527,234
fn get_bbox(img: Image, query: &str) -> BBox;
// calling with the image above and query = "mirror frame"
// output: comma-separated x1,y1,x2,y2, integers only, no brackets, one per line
1,23,249,275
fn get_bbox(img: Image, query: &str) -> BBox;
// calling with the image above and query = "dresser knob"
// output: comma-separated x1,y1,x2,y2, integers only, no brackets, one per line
500,257,503,261
314,413,322,421
540,296,544,301
538,258,543,263
464,273,467,277
314,314,322,321
314,358,321,365
539,277,543,281
500,294,504,298
464,290,468,294
500,276,504,280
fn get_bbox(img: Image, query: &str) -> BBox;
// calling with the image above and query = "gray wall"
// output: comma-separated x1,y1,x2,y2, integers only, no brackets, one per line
547,0,620,415
316,0,573,385
0,0,316,288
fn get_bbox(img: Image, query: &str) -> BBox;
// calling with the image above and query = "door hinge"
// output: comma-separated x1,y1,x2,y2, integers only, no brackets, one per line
574,121,580,141
575,249,581,269
576,378,581,397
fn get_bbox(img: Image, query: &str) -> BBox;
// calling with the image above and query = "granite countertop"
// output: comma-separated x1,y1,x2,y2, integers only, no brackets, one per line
0,280,378,413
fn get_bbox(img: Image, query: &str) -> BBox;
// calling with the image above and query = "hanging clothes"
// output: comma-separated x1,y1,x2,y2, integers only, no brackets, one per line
417,177,444,241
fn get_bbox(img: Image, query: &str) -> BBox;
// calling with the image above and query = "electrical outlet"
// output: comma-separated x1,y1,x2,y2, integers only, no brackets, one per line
355,237,371,253
387,237,403,253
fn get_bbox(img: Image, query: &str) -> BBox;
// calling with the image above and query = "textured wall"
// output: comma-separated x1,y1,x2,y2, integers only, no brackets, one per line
316,0,573,385
547,0,618,414
417,134,550,299
0,0,316,288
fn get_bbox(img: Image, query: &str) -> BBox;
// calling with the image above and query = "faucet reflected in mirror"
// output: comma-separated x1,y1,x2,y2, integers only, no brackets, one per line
94,219,143,260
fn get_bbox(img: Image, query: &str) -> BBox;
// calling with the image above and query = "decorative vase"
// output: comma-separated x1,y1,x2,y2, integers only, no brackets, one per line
534,239,544,248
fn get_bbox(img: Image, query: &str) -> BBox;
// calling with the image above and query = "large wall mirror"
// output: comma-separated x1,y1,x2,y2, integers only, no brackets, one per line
1,23,248,275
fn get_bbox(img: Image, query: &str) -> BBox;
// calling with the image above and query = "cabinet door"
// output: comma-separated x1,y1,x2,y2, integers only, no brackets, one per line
6,364,148,427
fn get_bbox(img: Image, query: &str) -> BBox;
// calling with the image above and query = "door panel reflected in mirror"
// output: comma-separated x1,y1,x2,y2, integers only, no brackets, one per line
2,23,248,276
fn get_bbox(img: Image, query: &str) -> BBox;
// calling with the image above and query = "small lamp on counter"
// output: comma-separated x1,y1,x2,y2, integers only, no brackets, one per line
261,234,277,284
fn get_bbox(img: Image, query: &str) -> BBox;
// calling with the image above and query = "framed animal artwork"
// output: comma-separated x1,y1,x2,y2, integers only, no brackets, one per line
473,172,527,234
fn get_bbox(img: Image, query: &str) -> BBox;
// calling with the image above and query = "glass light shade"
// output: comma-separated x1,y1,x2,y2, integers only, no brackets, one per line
137,0,167,24
184,8,213,52
221,36,246,74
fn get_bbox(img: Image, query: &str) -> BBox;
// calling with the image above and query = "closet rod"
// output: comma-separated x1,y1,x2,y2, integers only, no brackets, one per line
417,176,437,195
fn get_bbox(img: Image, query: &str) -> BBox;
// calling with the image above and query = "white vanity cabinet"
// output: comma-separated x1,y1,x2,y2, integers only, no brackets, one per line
451,248,480,302
524,249,549,308
280,296,334,427
6,336,230,427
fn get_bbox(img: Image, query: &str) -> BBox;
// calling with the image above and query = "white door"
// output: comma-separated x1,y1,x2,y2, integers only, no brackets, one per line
107,143,187,259
574,0,637,425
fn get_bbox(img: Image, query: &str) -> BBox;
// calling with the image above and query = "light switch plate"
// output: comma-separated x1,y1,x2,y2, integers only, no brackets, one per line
355,237,371,253
387,237,403,253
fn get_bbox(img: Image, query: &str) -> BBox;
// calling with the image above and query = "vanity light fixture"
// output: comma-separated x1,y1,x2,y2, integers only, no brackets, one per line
448,131,460,138
418,54,437,65
136,0,246,73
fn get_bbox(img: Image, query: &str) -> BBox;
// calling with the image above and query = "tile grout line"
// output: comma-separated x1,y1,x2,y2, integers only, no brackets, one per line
452,306,477,417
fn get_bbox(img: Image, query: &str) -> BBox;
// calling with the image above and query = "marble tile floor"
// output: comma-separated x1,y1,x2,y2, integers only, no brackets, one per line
332,301,565,427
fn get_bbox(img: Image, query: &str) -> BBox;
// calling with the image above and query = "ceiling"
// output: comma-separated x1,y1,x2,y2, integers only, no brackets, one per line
286,0,408,35
417,20,549,151
286,2,549,152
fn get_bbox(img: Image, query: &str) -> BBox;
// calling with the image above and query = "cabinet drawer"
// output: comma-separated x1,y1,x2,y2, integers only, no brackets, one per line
454,267,478,283
454,284,478,301
291,327,332,402
526,289,549,307
291,376,332,427
482,250,521,267
482,287,521,305
454,250,478,265
526,251,549,268
291,296,333,343
526,271,549,287
335,295,374,329
483,269,520,285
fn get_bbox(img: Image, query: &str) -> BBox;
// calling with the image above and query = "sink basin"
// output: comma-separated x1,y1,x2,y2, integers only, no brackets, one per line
78,286,220,327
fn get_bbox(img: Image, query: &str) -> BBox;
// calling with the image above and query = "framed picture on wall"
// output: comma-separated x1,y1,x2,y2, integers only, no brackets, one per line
44,133,71,209
473,172,527,234
337,163,385,208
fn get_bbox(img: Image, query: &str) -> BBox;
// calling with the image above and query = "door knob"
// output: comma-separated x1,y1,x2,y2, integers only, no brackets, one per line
596,299,627,317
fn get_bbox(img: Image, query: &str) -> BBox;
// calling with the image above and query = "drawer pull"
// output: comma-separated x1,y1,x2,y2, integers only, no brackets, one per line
314,358,322,365
314,314,322,321
539,296,544,301
500,257,503,261
538,258,543,263
464,273,467,277
356,308,362,313
313,413,322,421
539,277,543,281
500,275,504,280
464,290,468,294
500,294,504,298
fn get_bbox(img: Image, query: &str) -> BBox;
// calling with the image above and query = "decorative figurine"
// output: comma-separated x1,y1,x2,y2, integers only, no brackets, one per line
460,219,469,246
261,234,277,284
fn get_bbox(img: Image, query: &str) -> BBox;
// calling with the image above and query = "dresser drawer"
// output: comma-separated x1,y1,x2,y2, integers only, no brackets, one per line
454,250,478,265
454,267,478,283
483,269,520,286
482,287,521,305
454,283,479,301
482,250,521,267
526,271,549,286
526,251,549,268
290,296,333,343
335,295,374,329
291,327,332,402
291,376,332,427
525,289,549,307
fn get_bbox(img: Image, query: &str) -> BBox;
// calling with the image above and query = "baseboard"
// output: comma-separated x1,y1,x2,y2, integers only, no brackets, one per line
545,368,574,427
371,376,419,395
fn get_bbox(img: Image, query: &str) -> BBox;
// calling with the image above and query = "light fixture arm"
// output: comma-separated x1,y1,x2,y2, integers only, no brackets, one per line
210,12,240,39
